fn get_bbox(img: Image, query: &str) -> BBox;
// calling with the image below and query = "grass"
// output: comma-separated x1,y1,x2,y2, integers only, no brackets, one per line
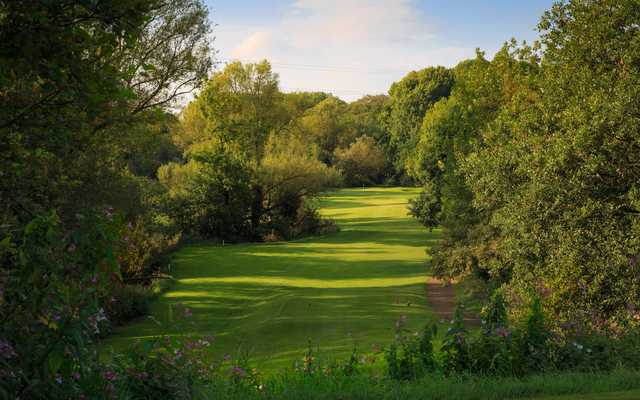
104,187,441,370
103,187,640,399
197,369,640,400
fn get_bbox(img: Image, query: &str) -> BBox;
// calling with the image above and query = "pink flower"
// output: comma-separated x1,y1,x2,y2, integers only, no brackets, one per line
229,366,246,378
495,326,510,338
103,369,117,381
72,372,81,381
0,339,17,359
136,372,149,380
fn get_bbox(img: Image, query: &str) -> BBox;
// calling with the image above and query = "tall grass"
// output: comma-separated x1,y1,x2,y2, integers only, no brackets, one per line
200,369,640,400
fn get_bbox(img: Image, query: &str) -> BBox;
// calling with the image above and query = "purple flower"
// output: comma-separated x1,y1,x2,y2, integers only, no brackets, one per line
229,366,246,377
123,236,130,243
103,369,117,381
127,222,133,229
223,354,232,362
72,372,81,381
495,326,510,338
0,339,17,359
136,371,149,380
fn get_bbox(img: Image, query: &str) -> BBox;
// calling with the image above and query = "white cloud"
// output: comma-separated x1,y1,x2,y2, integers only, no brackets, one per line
215,0,474,101
231,30,274,59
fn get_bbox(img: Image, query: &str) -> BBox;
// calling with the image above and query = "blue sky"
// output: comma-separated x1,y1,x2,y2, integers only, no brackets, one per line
205,0,555,101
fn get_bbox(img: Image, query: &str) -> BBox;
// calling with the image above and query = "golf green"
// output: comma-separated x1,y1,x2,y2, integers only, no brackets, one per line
104,187,441,370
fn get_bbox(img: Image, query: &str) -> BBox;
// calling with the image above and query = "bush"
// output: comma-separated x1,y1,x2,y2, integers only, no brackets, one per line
333,135,387,186
103,284,154,329
386,316,437,380
383,294,640,382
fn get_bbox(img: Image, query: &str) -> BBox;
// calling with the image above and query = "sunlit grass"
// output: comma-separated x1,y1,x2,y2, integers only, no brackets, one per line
104,187,440,370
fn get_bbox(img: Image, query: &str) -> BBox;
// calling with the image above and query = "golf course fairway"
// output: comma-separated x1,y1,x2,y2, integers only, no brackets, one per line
104,187,441,370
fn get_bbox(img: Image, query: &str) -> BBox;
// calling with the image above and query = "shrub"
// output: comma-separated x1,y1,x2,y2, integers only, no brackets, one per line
386,315,437,380
103,284,154,329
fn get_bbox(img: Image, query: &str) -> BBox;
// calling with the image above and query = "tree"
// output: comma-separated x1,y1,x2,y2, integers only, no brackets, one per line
385,66,454,175
196,61,289,236
290,96,353,164
0,0,211,229
158,143,253,240
334,135,387,186
463,0,640,328
261,135,342,238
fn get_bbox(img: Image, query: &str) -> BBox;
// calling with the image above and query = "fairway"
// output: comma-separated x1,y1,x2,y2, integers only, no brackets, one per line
105,187,440,369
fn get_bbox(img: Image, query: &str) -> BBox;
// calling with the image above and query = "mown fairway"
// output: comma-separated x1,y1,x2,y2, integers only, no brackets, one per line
106,188,440,369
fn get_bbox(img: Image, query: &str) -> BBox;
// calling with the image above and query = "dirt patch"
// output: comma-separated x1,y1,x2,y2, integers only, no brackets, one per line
425,278,480,327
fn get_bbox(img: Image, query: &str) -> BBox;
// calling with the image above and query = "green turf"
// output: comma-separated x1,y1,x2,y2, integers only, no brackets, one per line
534,390,640,400
104,187,441,369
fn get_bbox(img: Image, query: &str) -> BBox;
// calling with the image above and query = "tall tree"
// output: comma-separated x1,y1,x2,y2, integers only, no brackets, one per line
464,0,640,328
385,66,454,175
196,61,287,235
0,0,211,228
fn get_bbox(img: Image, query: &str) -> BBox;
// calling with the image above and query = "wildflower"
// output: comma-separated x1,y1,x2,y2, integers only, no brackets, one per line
0,339,17,359
91,274,98,284
72,372,81,381
136,372,149,380
128,222,134,229
395,314,407,328
103,369,117,381
96,308,108,323
230,366,246,378
495,326,510,338
55,374,62,384
572,342,584,351
627,303,636,313
184,307,192,318
123,236,130,242
68,243,77,253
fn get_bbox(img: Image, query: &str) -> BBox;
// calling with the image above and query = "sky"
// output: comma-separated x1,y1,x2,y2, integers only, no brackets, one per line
205,0,555,101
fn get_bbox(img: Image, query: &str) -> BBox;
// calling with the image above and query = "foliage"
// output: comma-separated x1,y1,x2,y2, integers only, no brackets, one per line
261,134,342,200
171,62,340,242
0,212,122,398
158,145,254,241
460,0,640,329
197,60,285,164
406,0,640,331
386,317,437,381
385,66,455,174
289,96,353,164
334,135,387,186
0,0,211,230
